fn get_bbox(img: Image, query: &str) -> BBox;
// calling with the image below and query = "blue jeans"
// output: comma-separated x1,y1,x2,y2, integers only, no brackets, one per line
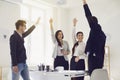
12,63,30,80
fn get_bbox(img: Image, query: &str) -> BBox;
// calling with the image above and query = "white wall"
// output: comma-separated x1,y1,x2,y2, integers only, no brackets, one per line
52,7,70,43
0,1,21,67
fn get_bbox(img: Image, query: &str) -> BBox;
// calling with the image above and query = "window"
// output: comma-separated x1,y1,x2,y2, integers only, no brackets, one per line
20,4,54,67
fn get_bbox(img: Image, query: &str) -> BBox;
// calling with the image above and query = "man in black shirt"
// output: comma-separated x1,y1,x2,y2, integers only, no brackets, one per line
82,0,106,75
10,18,40,80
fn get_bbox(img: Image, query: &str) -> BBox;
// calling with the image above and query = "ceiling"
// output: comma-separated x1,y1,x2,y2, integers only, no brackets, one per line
35,0,120,9
36,0,82,8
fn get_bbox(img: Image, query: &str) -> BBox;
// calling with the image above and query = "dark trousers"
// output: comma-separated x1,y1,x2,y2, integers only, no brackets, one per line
70,56,85,80
88,55,104,75
54,56,69,70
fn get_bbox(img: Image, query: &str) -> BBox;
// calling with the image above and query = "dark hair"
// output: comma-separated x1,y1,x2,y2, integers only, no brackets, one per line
76,31,83,36
15,20,26,30
89,16,98,24
72,31,84,56
55,30,64,47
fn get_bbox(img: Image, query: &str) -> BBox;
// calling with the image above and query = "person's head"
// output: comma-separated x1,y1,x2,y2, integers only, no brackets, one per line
89,16,98,24
55,30,64,46
15,20,26,33
55,30,64,41
76,31,84,42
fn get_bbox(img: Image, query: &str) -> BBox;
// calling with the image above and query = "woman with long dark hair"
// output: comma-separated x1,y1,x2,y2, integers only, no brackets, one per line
49,18,70,70
70,18,86,80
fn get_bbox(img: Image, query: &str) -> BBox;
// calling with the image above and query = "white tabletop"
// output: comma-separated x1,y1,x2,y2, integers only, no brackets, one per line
30,70,87,80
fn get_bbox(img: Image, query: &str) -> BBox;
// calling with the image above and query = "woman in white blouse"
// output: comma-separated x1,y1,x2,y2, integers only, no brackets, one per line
49,18,70,70
70,18,86,80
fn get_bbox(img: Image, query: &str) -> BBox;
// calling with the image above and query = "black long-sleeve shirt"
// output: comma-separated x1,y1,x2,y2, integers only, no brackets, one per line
10,25,35,66
83,4,106,57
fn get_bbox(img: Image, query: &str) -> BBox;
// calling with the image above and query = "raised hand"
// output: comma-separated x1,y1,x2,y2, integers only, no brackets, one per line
49,18,53,29
83,0,87,4
34,17,40,26
73,18,78,27
49,18,53,24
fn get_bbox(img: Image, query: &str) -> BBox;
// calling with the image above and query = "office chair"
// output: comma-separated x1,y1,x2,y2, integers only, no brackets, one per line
90,69,109,80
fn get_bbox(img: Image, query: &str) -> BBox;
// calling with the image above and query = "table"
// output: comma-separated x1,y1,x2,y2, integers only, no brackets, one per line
30,70,88,80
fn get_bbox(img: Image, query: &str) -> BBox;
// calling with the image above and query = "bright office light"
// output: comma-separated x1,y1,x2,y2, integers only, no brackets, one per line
56,0,67,5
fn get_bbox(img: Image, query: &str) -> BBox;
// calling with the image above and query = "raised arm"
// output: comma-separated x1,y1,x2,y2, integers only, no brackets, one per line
72,18,77,44
49,18,56,43
83,0,97,29
22,25,35,38
83,0,92,17
22,18,40,38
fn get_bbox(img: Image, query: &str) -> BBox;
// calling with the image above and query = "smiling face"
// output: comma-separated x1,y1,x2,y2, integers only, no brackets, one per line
55,30,64,41
76,32,83,42
55,30,64,47
57,31,63,40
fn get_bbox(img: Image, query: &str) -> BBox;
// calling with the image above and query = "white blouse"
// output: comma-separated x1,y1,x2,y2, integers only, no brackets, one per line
57,46,64,56
74,42,86,59
72,27,87,59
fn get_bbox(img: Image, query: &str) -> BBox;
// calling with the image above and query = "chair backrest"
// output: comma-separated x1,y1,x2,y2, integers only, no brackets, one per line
0,67,2,80
90,69,109,80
